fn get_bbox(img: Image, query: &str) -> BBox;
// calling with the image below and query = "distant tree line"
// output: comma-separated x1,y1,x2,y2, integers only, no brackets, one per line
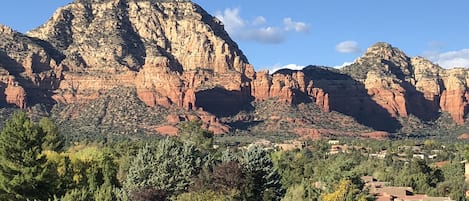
0,111,467,200
0,113,285,200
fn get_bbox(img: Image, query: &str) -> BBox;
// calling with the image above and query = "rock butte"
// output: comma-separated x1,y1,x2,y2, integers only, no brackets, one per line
0,0,469,136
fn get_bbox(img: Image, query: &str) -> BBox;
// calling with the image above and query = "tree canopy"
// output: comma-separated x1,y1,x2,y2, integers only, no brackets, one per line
0,111,58,200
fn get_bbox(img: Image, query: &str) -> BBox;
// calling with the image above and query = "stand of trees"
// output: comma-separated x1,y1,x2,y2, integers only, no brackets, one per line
0,112,467,200
0,112,60,200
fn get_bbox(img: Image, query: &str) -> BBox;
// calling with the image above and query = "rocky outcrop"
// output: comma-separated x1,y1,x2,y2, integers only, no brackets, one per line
339,42,469,125
25,0,253,111
343,43,415,118
364,70,408,117
312,88,329,112
258,42,469,131
196,110,230,134
439,69,469,124
0,0,254,135
161,111,230,135
155,125,179,136
29,0,252,74
251,70,296,103
0,74,27,108
250,68,331,111
4,78,27,109
0,24,62,107
457,133,469,140
2,0,469,137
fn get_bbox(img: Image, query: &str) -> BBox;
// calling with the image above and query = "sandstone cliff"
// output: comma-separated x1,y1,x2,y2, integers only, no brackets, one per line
341,43,469,125
0,24,63,107
27,0,254,113
1,0,469,137
254,43,469,132
250,68,330,111
0,0,257,135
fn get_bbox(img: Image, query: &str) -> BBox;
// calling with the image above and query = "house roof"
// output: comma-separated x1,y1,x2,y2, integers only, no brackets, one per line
422,197,453,201
361,176,375,183
375,187,413,197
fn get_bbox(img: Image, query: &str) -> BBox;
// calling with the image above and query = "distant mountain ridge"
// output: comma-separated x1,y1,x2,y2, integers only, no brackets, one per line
267,42,469,132
1,0,469,139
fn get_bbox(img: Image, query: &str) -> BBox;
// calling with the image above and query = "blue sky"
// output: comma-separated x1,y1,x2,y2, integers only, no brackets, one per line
1,0,468,71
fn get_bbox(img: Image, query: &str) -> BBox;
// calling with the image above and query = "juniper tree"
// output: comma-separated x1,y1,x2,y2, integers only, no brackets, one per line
178,120,213,151
124,138,202,196
239,145,285,201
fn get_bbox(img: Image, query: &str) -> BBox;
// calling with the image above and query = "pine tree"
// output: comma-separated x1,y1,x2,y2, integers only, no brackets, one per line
0,111,58,200
39,117,63,151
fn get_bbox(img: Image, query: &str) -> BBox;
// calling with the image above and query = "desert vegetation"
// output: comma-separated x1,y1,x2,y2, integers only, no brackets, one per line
0,111,468,200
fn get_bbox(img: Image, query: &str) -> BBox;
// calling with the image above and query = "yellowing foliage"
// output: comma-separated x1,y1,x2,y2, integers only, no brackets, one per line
322,179,367,201
66,143,105,163
44,143,109,184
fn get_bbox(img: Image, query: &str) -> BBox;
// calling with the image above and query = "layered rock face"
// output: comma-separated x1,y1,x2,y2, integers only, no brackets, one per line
253,42,469,130
439,69,469,124
0,24,62,108
250,68,330,111
0,0,257,135
340,43,468,125
26,0,254,111
253,64,403,131
29,0,252,73
1,0,469,136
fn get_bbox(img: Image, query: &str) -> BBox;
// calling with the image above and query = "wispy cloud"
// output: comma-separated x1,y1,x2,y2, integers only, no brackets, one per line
215,8,245,35
241,27,285,44
252,16,266,26
283,18,310,33
423,49,469,68
216,8,310,44
427,41,445,49
335,40,361,53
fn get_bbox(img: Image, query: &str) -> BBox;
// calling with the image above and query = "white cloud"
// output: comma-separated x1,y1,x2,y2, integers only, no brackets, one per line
215,8,245,34
216,8,283,44
240,27,285,44
336,40,362,53
252,16,266,25
424,49,469,68
283,18,310,33
263,64,305,74
334,61,354,68
215,8,310,44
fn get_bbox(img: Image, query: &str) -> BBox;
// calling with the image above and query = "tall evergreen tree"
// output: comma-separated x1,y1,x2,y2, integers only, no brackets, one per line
0,111,58,200
239,145,285,201
39,117,63,151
